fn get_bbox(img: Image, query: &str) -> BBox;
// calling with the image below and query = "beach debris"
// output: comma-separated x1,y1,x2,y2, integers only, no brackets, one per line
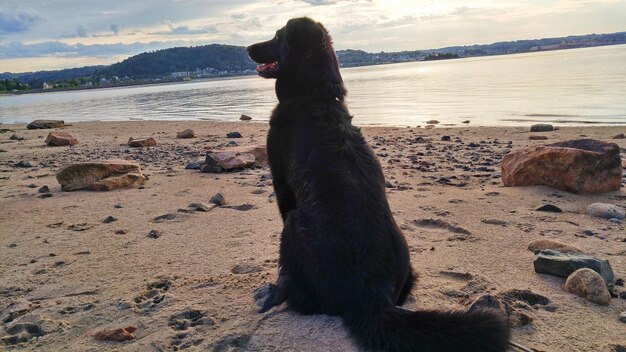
533,249,614,283
564,268,611,305
613,133,625,139
209,193,225,206
27,119,64,129
587,203,625,220
535,204,562,212
502,139,622,193
527,239,582,254
226,131,242,138
128,137,157,147
529,124,554,132
56,160,146,191
528,135,548,140
176,129,195,139
93,325,137,342
45,131,78,146
240,114,253,121
201,151,255,173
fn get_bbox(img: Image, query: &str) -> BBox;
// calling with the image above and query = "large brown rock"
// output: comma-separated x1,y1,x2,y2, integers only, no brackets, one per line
56,160,146,191
45,132,78,146
27,119,65,129
502,139,622,194
93,325,137,342
128,137,157,147
527,239,583,254
201,152,256,173
564,268,611,305
176,129,195,139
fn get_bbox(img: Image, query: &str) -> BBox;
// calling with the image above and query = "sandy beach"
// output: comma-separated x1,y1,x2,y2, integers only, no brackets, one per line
0,120,625,351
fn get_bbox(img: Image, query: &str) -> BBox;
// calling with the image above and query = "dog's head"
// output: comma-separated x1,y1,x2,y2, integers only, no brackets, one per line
247,17,345,101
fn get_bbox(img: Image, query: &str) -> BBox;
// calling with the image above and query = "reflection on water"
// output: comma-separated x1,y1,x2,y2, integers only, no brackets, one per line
1,45,625,126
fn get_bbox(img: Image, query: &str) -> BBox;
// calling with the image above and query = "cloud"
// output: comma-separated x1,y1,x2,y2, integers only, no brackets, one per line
0,39,210,59
0,9,43,34
110,23,120,35
150,20,217,35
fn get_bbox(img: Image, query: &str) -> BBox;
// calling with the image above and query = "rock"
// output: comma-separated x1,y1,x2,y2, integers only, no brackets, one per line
39,193,53,199
93,325,137,342
441,135,451,141
610,218,622,224
185,162,201,170
15,161,34,168
176,129,195,139
619,312,626,323
10,133,25,141
209,193,225,206
564,268,611,305
528,135,548,140
527,239,582,254
226,145,268,166
103,216,117,223
530,124,554,132
534,249,614,283
27,119,64,129
535,204,562,212
426,120,439,124
38,185,50,193
45,131,78,146
153,213,177,223
128,137,157,147
226,132,242,138
502,139,622,194
587,203,625,220
0,299,35,324
613,133,625,139
187,203,216,212
240,114,253,121
462,120,470,124
201,152,255,173
56,160,146,191
147,230,160,239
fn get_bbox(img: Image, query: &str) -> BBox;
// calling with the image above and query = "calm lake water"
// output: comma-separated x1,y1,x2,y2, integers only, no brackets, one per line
1,44,625,127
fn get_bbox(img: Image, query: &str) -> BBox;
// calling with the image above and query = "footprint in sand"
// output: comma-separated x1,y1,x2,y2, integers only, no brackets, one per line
134,277,172,312
0,322,45,345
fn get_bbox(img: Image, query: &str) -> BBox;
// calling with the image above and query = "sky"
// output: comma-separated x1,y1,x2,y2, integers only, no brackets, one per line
1,0,625,73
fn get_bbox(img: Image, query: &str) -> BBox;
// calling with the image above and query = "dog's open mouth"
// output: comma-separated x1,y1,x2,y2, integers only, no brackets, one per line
256,61,279,77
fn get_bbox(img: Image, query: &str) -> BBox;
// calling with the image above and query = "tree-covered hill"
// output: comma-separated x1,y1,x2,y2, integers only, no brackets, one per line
96,44,255,78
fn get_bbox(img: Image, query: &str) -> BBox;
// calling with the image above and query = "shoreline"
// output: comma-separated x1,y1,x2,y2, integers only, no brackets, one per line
0,121,625,351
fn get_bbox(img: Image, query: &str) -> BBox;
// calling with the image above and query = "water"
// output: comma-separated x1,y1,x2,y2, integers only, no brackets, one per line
1,44,625,127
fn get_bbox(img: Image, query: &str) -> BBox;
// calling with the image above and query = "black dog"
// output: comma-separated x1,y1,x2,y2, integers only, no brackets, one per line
248,17,510,351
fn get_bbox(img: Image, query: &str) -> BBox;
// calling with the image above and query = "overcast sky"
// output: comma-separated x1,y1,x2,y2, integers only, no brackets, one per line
1,0,625,73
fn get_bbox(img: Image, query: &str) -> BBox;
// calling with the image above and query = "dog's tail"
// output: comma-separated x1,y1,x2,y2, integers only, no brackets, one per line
343,304,510,352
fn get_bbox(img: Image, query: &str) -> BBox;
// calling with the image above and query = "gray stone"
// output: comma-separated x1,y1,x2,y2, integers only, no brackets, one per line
27,119,64,129
587,203,625,220
209,193,225,206
610,218,622,224
185,162,201,170
619,311,626,323
530,124,554,132
226,132,242,138
534,249,614,283
564,268,611,305
535,204,562,213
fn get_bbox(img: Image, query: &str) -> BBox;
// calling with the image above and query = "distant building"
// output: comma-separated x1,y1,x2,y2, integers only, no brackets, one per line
172,71,190,78
43,82,53,89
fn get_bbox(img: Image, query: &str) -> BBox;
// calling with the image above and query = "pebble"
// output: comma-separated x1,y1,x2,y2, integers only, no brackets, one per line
185,162,201,170
147,230,160,239
209,193,225,206
226,132,242,138
15,161,34,168
113,204,123,209
619,312,626,323
613,133,625,139
441,135,451,141
38,185,50,193
587,203,625,220
27,184,37,188
609,218,622,224
240,114,253,121
115,229,127,235
103,216,117,224
536,204,562,213
530,124,554,132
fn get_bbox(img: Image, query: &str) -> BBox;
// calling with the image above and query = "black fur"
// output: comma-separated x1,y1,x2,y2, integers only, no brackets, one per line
247,17,510,352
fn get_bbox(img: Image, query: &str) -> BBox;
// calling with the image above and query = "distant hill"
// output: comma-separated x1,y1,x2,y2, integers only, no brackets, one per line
2,31,625,89
96,44,255,79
